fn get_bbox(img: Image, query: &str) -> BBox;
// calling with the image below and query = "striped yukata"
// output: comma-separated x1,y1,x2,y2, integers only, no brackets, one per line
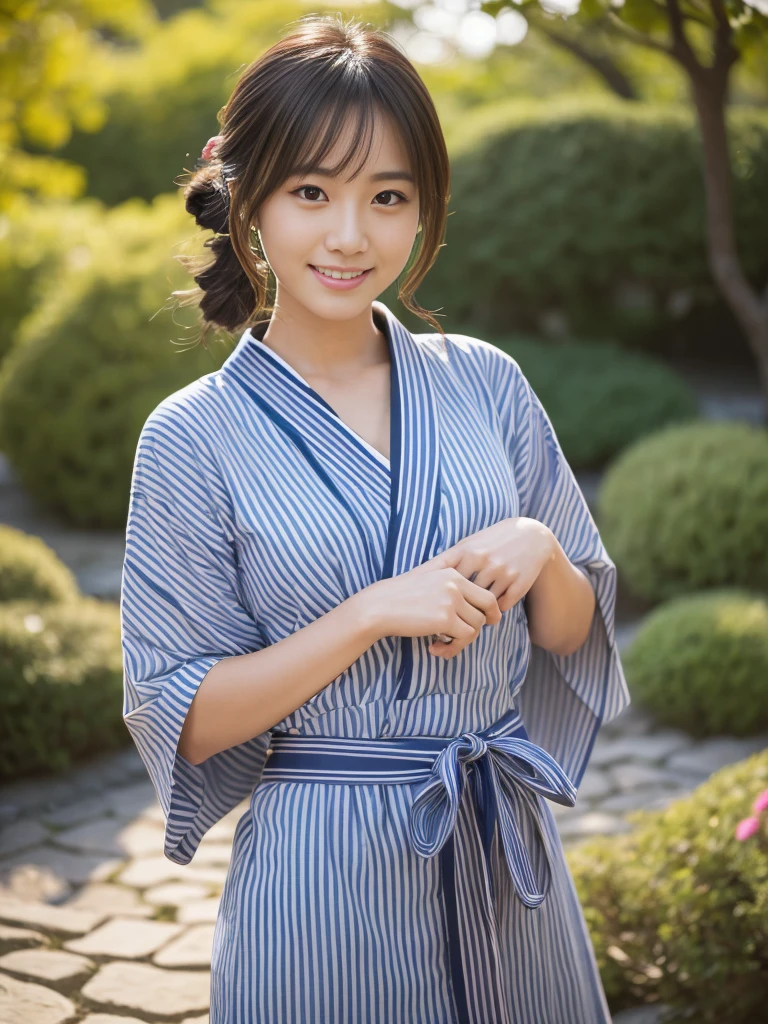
121,299,630,1024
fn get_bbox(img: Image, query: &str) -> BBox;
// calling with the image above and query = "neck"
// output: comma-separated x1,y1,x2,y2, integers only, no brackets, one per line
257,296,388,381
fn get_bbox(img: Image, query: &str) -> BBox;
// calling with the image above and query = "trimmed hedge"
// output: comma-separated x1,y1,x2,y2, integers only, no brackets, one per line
597,421,768,603
418,97,768,348
0,195,229,529
623,588,768,737
0,524,81,604
0,598,125,780
566,749,768,1021
489,334,697,470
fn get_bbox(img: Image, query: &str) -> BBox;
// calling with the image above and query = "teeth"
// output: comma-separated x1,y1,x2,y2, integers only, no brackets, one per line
314,266,367,280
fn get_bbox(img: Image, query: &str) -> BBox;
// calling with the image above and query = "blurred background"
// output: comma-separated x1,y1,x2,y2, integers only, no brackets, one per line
0,3,766,1023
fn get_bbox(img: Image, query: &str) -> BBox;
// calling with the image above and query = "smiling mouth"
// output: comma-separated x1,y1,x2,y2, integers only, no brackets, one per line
309,265,373,279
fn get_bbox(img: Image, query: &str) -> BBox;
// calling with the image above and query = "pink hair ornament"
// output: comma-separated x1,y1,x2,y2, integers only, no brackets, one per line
201,135,223,161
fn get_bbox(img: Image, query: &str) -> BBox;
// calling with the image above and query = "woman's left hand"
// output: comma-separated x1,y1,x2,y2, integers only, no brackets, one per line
418,517,556,617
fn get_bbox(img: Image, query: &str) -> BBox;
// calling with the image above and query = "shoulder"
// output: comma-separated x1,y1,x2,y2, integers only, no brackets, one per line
415,329,531,416
131,372,230,499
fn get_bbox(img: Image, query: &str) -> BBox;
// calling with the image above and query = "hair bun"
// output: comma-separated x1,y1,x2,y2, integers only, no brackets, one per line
185,166,230,235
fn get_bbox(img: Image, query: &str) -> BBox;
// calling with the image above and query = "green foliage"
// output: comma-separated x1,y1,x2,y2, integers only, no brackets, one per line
418,98,768,346
566,749,768,1021
488,334,698,469
0,524,80,604
0,196,107,361
623,589,768,737
54,0,313,206
597,420,768,602
0,193,230,529
0,0,155,212
0,597,126,781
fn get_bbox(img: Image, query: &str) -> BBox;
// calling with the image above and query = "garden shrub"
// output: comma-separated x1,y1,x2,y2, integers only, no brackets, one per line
597,421,768,602
0,194,229,529
622,588,768,737
417,97,768,350
0,198,96,363
566,749,768,1022
0,597,126,780
0,524,80,604
488,334,697,470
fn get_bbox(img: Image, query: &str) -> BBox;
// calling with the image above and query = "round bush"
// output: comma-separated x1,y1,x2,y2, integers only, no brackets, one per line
0,194,229,529
566,749,768,1022
0,597,126,781
623,588,768,737
597,421,768,603
489,335,698,470
0,524,81,604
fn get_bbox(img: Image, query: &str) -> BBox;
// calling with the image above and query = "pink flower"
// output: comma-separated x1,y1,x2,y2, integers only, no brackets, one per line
201,135,223,161
753,789,768,814
735,816,760,841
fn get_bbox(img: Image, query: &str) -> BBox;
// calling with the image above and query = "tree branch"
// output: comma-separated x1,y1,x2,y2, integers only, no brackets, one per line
531,20,640,99
666,0,704,73
605,11,674,58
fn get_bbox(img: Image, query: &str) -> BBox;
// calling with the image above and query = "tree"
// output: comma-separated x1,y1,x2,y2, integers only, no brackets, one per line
484,0,768,405
0,0,154,214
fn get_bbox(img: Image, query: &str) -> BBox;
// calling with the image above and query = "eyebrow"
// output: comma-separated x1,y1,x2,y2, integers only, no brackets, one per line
289,165,415,184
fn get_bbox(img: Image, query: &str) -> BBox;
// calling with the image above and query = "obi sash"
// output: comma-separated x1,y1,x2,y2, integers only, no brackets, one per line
260,707,577,1024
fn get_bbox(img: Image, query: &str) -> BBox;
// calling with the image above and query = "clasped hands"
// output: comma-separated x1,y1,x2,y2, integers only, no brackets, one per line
411,516,556,656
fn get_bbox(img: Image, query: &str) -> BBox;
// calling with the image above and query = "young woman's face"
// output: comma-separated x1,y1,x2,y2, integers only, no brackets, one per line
254,111,420,322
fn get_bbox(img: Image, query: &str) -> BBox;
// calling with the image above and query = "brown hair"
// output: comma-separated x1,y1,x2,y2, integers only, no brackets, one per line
173,12,451,343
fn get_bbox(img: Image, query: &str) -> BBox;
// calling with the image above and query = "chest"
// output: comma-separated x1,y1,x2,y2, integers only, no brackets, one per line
303,362,391,464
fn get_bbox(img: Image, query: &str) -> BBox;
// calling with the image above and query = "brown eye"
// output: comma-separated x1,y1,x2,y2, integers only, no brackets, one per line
294,185,326,202
374,191,407,206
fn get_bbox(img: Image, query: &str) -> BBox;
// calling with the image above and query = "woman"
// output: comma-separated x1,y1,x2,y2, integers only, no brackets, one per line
121,13,630,1023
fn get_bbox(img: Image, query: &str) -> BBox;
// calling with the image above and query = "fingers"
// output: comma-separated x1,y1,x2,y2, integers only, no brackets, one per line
455,574,502,625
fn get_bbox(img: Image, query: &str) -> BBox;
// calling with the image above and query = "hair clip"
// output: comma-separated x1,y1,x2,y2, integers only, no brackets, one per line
201,135,223,161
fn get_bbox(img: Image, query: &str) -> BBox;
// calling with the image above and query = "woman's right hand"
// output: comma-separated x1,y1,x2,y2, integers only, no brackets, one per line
355,566,502,659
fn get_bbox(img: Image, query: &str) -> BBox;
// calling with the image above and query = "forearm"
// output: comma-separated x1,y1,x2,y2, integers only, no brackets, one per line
179,591,379,765
524,533,596,656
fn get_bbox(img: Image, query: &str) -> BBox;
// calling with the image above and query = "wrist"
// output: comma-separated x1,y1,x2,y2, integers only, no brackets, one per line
346,585,388,646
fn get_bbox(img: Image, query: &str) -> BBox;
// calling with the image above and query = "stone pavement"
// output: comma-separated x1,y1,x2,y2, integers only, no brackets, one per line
1,704,765,1023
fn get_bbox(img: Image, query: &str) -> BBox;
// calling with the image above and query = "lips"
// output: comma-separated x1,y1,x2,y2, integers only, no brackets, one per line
308,265,373,290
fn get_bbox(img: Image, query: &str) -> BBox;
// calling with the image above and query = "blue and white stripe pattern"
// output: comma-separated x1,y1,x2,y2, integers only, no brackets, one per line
121,299,630,1022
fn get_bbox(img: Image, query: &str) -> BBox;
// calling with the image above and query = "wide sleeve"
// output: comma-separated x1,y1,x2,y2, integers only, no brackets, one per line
120,408,271,865
497,352,631,790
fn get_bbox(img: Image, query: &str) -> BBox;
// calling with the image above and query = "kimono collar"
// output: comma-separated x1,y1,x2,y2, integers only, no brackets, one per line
219,300,443,581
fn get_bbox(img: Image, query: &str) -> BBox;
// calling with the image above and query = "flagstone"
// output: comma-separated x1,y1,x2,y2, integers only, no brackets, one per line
153,924,215,968
0,947,94,991
177,898,221,925
60,883,153,919
117,856,227,889
64,917,183,959
0,971,76,1024
81,1016,146,1024
41,796,115,830
0,894,105,937
0,820,50,858
610,763,685,792
144,882,211,907
0,922,46,953
0,846,123,890
53,818,164,859
667,735,768,777
81,960,210,1017
556,812,632,842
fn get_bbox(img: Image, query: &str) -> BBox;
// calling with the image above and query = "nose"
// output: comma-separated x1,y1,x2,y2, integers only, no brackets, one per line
325,204,369,255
